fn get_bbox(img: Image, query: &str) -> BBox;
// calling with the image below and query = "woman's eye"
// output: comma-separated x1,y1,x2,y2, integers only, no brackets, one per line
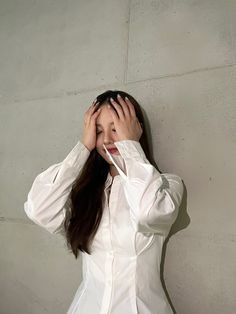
96,130,116,134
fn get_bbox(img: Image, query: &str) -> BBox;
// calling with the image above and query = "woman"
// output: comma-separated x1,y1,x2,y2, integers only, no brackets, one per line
24,90,184,314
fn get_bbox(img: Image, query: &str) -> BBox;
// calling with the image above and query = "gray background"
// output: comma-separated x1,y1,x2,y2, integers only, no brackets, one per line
0,0,235,313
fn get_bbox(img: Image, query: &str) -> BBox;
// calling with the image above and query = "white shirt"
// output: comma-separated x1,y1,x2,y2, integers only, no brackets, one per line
24,139,184,314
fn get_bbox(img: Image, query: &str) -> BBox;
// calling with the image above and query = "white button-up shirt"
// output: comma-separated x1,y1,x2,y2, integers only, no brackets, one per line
24,139,184,314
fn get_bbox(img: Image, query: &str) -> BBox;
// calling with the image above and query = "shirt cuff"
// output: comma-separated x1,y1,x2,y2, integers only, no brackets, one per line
114,140,147,161
62,140,91,168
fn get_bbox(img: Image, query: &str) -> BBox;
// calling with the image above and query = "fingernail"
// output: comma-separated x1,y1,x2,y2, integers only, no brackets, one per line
117,94,121,98
110,97,114,102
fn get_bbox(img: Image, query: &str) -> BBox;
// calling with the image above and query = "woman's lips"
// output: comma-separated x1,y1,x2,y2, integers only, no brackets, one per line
107,148,119,154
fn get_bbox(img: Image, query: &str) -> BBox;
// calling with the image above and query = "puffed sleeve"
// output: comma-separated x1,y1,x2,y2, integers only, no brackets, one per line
24,140,90,235
114,140,184,236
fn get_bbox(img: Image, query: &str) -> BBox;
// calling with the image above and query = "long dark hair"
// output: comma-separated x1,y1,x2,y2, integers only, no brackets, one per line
64,90,162,258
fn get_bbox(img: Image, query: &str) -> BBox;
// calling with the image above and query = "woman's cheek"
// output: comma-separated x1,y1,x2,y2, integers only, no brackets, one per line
96,136,103,148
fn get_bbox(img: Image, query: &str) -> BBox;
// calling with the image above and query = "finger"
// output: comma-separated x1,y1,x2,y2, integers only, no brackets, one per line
107,104,119,122
85,102,96,116
87,100,98,113
110,98,124,120
86,110,100,127
124,97,136,118
92,100,99,108
90,101,100,113
85,102,100,122
91,107,101,120
117,94,131,118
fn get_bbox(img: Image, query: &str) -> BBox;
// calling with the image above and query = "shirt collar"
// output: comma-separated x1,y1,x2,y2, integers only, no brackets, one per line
104,171,121,190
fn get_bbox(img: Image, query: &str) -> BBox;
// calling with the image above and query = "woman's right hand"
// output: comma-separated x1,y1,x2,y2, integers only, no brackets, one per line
82,99,101,152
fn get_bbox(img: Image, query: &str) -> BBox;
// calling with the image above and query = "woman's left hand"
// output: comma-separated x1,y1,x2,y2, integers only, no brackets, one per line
108,94,143,141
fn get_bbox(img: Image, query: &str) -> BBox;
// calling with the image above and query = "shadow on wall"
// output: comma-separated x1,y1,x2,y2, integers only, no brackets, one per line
142,102,190,313
161,183,189,314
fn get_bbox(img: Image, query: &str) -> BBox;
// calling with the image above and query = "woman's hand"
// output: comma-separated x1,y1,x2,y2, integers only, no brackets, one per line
82,99,101,152
108,94,143,142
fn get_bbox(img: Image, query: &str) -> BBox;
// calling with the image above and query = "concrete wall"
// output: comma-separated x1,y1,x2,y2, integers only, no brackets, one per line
0,0,235,313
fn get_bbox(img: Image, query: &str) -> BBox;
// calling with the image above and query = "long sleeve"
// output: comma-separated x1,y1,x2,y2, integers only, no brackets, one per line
114,140,184,236
24,140,90,235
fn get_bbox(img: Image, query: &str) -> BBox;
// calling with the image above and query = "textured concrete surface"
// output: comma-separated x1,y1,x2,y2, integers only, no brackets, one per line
0,0,235,313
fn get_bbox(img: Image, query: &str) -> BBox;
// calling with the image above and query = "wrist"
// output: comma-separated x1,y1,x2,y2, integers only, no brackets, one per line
82,141,92,152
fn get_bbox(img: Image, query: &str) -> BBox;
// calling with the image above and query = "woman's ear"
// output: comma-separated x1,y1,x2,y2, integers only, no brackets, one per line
139,122,143,136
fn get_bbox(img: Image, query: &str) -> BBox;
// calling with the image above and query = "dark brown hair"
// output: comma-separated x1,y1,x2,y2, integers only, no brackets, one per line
64,90,162,258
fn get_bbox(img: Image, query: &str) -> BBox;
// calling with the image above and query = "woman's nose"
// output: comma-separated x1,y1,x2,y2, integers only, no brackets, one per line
103,132,114,143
